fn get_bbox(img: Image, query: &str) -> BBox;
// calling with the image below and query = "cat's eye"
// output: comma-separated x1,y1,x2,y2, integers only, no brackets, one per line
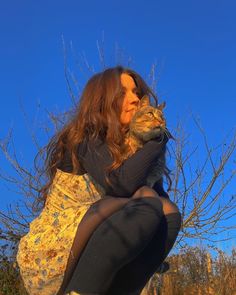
146,112,154,118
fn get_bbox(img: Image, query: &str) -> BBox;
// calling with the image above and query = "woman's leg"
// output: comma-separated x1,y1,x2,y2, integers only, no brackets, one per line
63,193,164,294
57,196,131,295
106,212,181,295
58,186,162,294
106,188,182,294
132,185,180,215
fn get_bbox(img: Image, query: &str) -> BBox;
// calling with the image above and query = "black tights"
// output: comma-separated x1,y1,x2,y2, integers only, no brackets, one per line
58,191,181,295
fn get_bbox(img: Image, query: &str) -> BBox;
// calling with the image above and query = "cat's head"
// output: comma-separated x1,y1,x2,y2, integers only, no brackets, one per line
129,95,168,142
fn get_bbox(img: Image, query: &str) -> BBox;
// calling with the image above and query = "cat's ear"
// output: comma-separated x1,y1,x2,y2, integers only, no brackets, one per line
140,95,150,107
158,101,166,110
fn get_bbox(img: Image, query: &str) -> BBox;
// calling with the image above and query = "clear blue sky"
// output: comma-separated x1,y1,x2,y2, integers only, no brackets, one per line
0,1,235,251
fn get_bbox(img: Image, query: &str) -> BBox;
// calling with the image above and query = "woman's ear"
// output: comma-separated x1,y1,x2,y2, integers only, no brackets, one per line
140,95,150,107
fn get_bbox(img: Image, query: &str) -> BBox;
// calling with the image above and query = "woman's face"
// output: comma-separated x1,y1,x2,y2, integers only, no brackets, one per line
120,73,140,125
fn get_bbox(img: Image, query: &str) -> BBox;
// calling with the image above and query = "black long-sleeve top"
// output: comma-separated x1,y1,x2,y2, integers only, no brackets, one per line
58,136,169,199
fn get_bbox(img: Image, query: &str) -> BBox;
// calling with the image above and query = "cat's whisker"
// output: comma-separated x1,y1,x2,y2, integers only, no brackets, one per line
164,128,175,140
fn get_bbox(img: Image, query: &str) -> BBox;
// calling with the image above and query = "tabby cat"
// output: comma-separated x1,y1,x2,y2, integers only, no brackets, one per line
124,95,171,188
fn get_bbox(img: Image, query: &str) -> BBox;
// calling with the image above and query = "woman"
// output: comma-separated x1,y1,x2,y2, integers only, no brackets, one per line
16,66,181,295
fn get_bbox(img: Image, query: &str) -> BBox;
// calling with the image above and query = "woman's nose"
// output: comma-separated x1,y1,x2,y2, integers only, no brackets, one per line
129,93,140,105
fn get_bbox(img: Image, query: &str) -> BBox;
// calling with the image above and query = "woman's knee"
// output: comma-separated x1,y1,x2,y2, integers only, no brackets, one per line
131,186,181,215
130,186,164,215
132,186,180,215
160,198,180,215
131,186,159,199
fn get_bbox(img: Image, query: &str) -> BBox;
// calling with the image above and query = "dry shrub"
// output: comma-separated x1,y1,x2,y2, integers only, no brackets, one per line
0,244,27,295
143,246,236,295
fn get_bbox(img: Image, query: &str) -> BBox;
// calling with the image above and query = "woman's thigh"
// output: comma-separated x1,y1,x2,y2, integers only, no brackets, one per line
67,185,160,267
64,195,164,293
57,196,131,294
58,186,163,294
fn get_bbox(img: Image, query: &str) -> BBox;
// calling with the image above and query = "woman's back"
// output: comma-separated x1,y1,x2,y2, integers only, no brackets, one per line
16,142,105,295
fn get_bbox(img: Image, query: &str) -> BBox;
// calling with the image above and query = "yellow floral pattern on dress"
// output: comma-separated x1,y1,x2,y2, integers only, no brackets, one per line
16,169,105,295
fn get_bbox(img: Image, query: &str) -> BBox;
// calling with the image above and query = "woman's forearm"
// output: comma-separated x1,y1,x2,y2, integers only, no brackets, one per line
78,137,168,197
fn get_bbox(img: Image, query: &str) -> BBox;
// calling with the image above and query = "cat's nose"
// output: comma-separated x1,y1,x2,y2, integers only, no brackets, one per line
155,119,165,127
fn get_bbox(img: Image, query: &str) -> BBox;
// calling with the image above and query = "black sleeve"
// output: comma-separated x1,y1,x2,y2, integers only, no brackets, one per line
152,178,170,199
78,136,168,198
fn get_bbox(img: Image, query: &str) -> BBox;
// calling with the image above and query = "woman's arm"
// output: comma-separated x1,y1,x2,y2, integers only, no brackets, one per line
152,178,170,199
78,136,168,197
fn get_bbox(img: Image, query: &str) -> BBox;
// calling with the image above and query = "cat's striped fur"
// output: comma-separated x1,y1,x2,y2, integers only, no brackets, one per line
124,95,171,188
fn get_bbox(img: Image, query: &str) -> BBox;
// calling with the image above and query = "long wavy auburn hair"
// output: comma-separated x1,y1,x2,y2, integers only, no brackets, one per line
35,66,159,209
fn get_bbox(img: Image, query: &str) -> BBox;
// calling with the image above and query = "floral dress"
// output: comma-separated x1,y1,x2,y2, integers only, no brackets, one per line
16,168,105,295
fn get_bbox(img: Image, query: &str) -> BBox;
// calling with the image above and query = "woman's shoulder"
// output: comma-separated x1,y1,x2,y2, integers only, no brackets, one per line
77,136,105,156
78,137,105,153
